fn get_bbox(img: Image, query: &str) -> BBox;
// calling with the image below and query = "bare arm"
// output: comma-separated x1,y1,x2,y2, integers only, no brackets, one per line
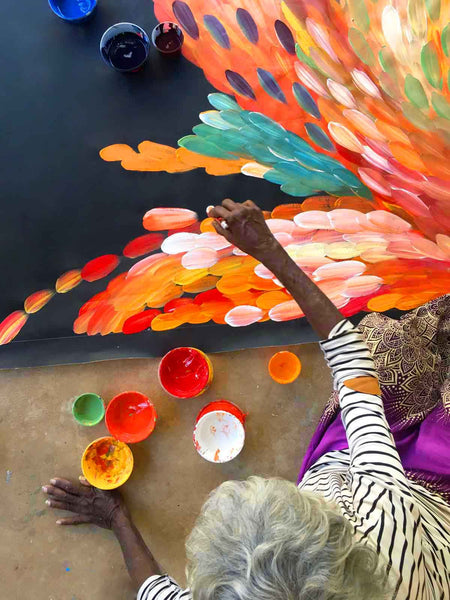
209,199,343,339
42,477,161,591
112,512,161,590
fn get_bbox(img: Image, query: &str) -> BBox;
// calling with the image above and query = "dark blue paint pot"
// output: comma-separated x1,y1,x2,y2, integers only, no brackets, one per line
100,23,150,72
48,0,97,22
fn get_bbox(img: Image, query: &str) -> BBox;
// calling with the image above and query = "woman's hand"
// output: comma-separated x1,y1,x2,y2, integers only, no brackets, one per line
208,199,280,262
42,476,130,530
44,477,162,590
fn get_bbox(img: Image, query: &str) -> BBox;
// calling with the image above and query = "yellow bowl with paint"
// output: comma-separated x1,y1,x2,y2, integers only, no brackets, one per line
81,437,133,490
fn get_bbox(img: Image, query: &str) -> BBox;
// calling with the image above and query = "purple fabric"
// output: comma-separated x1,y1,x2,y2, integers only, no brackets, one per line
298,295,450,503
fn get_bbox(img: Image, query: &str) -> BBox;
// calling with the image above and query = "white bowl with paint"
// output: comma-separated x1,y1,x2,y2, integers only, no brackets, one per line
193,410,245,463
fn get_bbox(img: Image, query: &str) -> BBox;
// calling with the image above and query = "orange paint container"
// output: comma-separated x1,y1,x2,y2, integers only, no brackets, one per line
105,391,157,443
81,437,133,490
268,351,301,384
158,347,213,398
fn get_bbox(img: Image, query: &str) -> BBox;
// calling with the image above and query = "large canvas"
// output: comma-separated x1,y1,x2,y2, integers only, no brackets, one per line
1,0,449,367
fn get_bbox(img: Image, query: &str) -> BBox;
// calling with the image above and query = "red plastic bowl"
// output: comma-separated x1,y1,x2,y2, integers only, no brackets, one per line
105,391,157,443
159,347,212,398
196,400,246,425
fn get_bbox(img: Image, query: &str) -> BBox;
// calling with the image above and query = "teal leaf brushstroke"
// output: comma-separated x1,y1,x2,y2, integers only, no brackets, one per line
200,110,233,130
192,124,216,137
246,112,286,136
177,94,370,198
178,135,239,159
207,93,241,111
219,110,247,128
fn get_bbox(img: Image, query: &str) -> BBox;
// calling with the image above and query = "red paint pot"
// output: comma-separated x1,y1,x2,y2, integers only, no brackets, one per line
105,391,157,443
159,347,213,398
196,400,246,425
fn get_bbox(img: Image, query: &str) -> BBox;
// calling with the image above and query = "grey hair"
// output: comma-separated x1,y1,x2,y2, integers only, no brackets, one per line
186,477,387,600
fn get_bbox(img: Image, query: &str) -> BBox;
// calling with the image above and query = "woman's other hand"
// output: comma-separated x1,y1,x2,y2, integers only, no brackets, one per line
208,199,280,263
42,476,130,530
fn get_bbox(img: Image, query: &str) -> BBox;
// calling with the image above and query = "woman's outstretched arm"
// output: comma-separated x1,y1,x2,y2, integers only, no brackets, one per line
209,198,343,339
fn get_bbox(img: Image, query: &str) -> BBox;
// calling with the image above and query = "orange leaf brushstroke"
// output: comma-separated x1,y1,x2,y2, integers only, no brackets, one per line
24,290,54,314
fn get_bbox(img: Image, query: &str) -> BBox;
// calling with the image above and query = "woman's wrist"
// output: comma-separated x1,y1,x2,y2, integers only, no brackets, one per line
112,509,134,535
257,240,296,278
254,238,286,269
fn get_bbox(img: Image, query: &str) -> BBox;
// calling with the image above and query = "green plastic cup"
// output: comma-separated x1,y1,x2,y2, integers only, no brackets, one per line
72,393,105,426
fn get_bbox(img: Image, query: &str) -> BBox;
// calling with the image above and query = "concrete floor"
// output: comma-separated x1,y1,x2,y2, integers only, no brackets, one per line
0,342,332,600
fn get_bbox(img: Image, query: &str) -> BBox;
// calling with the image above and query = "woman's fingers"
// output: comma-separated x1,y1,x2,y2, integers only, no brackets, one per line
56,515,92,526
243,199,258,209
49,477,90,496
221,198,237,211
78,475,92,488
208,205,230,220
42,485,73,501
45,498,74,511
212,219,232,240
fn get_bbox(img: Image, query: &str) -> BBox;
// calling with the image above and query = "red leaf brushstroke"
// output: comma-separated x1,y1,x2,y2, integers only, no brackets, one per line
123,233,164,258
81,255,120,282
122,310,161,334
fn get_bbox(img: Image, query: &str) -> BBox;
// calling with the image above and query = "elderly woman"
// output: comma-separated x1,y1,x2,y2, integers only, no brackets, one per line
43,200,450,600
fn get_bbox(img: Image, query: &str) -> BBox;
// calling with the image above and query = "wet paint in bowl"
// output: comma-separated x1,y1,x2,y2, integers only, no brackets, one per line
81,437,133,490
72,393,105,426
100,23,150,72
268,351,301,384
151,22,184,55
105,391,157,443
48,0,97,22
159,347,213,398
193,410,245,463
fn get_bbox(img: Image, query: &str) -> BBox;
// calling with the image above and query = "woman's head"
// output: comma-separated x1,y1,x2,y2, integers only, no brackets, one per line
186,477,387,600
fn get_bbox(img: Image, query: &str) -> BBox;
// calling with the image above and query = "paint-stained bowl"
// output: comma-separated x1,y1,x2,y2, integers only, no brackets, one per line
196,400,246,425
72,393,105,426
105,391,157,443
269,351,301,384
81,437,133,490
193,410,245,463
159,347,213,398
48,0,97,22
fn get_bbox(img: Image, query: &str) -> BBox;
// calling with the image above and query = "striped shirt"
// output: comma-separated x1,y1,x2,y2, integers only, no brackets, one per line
138,320,450,600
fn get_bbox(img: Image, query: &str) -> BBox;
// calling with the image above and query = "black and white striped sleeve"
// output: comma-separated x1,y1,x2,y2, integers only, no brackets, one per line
321,320,426,598
320,319,409,487
137,575,191,600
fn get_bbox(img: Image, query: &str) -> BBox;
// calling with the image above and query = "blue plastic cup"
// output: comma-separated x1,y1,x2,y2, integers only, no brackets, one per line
48,0,97,23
